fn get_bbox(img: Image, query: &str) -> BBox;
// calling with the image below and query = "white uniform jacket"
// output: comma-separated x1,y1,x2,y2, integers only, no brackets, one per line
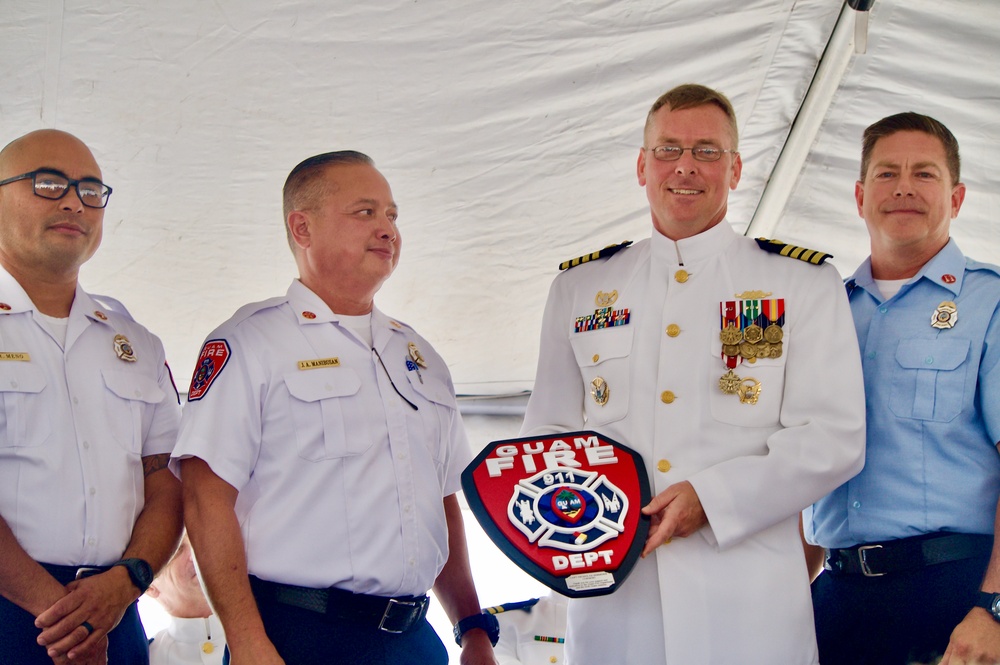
521,222,866,664
0,266,180,566
148,614,225,665
493,593,568,665
172,280,471,596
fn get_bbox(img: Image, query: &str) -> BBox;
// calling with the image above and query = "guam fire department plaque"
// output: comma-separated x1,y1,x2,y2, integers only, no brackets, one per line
462,431,650,598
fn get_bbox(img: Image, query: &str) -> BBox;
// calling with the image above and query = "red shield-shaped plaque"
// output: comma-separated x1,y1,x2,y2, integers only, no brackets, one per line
462,430,650,598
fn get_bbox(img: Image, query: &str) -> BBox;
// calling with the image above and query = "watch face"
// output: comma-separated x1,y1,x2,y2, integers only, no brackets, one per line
992,595,1000,620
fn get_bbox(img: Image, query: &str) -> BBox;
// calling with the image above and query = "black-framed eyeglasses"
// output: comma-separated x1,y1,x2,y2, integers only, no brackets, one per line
646,146,739,163
0,170,113,209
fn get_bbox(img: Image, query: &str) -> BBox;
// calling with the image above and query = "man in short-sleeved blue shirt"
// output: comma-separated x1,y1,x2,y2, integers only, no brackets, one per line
805,112,1000,664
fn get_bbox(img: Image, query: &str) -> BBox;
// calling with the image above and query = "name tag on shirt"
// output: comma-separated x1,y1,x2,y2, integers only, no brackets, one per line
297,357,341,370
0,352,30,362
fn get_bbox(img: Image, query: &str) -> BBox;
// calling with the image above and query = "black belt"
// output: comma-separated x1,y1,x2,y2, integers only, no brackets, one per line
824,532,992,577
39,562,111,585
249,576,429,634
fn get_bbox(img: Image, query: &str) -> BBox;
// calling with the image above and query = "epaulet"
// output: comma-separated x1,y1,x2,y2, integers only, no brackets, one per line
559,241,632,271
755,238,832,265
90,294,134,321
228,295,288,326
966,258,1000,277
485,598,541,615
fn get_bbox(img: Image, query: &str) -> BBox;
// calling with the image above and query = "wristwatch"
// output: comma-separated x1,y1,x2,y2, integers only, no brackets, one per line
976,592,1000,623
113,558,154,594
453,612,500,647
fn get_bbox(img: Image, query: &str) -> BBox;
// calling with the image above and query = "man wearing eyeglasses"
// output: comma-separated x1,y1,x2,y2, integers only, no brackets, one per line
172,151,497,665
0,128,182,665
519,83,866,664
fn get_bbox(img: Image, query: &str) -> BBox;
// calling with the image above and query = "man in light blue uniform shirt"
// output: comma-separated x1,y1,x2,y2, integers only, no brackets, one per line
805,112,1000,665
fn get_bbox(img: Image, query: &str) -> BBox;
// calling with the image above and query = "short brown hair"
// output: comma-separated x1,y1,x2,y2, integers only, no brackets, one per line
282,150,374,250
644,84,739,148
860,112,961,185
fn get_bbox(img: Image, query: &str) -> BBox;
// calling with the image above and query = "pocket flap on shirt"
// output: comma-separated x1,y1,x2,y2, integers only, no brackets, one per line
569,327,634,368
101,369,165,404
895,338,970,371
0,362,46,393
284,367,361,402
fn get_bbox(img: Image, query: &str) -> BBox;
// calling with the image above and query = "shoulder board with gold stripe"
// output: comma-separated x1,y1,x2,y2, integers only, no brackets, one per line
755,238,832,265
559,241,632,271
485,597,541,615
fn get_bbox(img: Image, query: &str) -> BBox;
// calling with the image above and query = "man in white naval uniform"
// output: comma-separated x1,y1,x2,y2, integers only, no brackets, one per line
520,84,867,664
173,151,497,665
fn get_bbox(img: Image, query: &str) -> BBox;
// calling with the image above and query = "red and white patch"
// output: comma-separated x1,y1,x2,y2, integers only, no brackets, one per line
187,339,231,401
942,274,957,284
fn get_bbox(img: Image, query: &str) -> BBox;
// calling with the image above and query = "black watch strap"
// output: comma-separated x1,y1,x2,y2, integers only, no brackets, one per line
453,612,500,647
113,558,154,594
976,592,1000,623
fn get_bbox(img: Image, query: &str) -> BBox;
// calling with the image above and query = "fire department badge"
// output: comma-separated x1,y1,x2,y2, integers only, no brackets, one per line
462,431,650,597
187,339,231,401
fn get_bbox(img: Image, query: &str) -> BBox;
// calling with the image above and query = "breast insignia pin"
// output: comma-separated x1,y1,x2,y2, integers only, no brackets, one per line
931,301,958,330
591,376,610,406
114,334,137,362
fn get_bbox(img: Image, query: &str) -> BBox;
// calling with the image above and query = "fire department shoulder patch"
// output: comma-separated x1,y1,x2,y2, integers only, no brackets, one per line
187,339,231,401
462,430,650,598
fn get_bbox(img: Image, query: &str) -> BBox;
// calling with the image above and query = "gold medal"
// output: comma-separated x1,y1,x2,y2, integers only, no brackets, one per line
591,376,610,405
769,342,783,359
720,324,742,345
764,324,783,343
113,334,137,362
755,341,772,359
722,344,740,357
737,378,762,405
739,341,757,359
931,301,958,330
718,369,742,395
743,324,764,344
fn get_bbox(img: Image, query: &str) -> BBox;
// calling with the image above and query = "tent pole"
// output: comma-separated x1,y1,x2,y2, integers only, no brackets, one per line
745,2,858,240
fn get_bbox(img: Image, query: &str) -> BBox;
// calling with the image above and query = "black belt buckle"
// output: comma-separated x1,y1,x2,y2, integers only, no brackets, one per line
74,566,105,580
378,597,427,634
858,544,885,577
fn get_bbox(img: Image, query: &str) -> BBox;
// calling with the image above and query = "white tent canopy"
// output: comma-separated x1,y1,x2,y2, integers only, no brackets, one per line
2,0,998,397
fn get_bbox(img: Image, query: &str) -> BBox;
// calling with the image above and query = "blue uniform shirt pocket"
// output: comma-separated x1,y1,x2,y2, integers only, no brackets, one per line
890,338,970,422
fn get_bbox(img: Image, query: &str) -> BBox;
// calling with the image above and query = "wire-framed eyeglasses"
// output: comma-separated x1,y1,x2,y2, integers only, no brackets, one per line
646,146,739,163
0,170,113,209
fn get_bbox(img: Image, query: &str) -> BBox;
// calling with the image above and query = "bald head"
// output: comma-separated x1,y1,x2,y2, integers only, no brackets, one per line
0,129,102,182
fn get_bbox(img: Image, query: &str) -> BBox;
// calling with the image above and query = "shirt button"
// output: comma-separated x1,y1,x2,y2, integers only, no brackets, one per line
88,537,96,546
324,383,333,391
551,658,558,664
9,381,17,389
592,354,600,363
853,501,861,509
89,487,96,496
134,390,142,398
867,352,876,359
73,397,79,405
879,307,888,314
82,441,90,450
404,504,412,513
656,459,672,473
665,324,681,338
925,357,934,365
660,391,676,404
409,559,416,567
674,270,689,283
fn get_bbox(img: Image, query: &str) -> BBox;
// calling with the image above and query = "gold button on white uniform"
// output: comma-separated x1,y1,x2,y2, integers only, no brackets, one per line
657,459,672,473
666,324,681,337
674,270,689,283
660,390,676,404
592,354,600,363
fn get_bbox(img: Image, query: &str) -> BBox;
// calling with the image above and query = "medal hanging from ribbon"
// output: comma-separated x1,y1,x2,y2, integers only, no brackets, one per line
718,301,743,395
